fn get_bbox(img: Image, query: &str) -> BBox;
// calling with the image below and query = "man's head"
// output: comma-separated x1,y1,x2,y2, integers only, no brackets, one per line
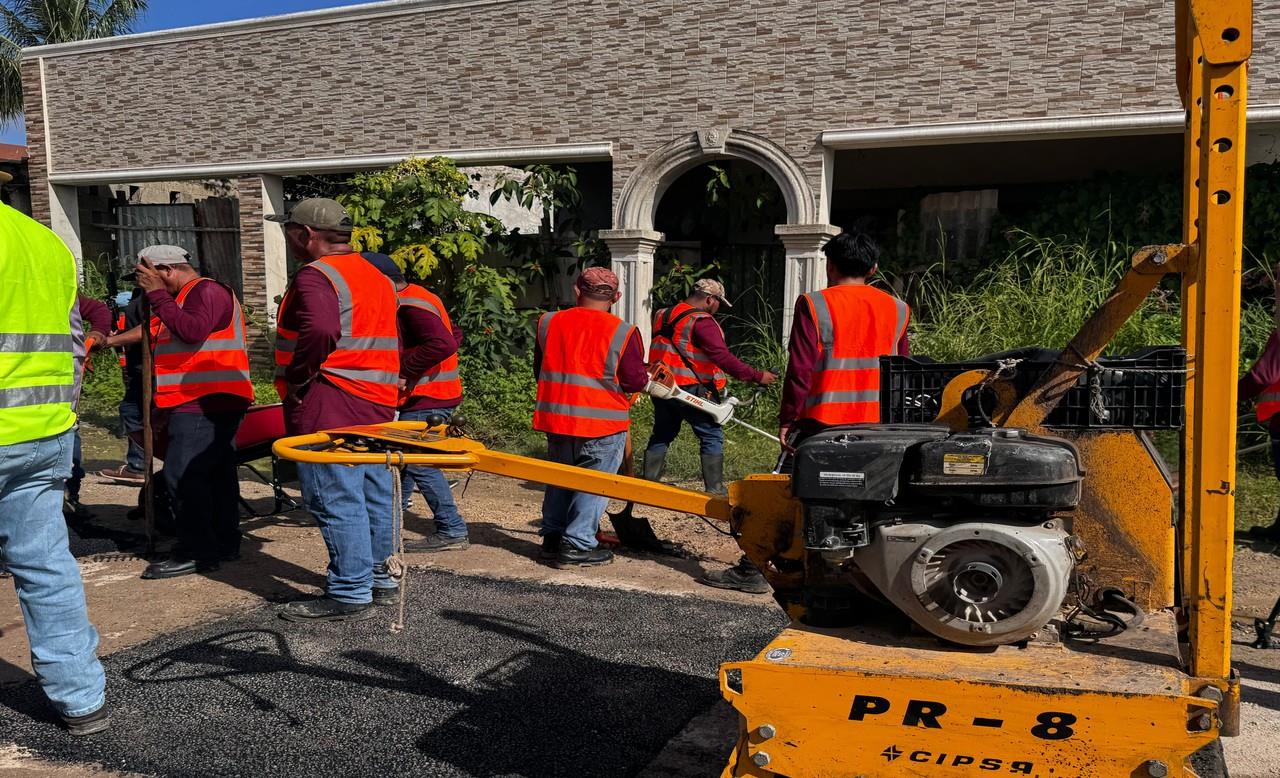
575,267,621,310
267,198,354,262
364,252,407,292
138,245,198,294
823,230,880,283
688,278,732,314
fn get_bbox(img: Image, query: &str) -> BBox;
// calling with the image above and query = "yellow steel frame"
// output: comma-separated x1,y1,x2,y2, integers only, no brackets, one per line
271,3,1251,774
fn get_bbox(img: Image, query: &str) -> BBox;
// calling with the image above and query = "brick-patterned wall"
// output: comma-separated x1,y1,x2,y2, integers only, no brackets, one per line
20,59,47,224
27,0,1280,212
235,175,274,370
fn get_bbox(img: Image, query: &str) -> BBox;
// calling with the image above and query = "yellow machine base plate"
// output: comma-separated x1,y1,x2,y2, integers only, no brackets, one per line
721,611,1218,777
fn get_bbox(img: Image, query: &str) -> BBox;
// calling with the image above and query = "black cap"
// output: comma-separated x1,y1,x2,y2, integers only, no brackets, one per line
363,252,404,283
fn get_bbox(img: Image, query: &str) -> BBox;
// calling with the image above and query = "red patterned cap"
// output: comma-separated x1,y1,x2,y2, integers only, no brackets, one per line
576,267,619,297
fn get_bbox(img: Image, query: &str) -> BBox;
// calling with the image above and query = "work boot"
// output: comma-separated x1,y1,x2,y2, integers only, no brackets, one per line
141,556,219,580
701,453,727,495
372,586,400,607
98,465,145,486
642,449,667,482
538,533,563,561
699,558,770,594
63,497,94,523
1249,511,1280,543
62,705,110,737
404,533,470,553
280,596,375,623
555,541,614,568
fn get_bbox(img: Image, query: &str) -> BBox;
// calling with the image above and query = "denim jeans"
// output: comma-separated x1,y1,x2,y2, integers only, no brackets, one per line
0,430,106,718
119,378,144,471
66,426,84,501
297,462,395,603
399,407,466,538
164,411,245,561
646,392,724,455
541,431,627,551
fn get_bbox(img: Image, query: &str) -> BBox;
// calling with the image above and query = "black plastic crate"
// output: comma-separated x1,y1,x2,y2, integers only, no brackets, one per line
879,347,1186,430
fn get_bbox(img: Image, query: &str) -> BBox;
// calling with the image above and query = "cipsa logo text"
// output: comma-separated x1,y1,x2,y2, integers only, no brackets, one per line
882,745,1035,773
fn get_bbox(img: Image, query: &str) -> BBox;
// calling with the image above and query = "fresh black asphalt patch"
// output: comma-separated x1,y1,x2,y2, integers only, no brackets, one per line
0,569,785,777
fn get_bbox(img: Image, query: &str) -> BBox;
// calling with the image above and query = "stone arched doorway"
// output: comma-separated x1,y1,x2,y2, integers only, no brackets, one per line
601,128,838,344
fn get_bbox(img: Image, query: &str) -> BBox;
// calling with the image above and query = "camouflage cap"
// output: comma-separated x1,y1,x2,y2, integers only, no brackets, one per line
266,197,353,232
693,277,732,308
576,266,620,299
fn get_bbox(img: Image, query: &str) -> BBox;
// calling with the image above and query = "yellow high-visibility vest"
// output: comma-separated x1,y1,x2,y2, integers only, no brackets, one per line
0,203,77,446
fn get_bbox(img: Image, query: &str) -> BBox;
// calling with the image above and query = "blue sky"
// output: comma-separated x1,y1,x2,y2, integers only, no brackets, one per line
1,0,365,145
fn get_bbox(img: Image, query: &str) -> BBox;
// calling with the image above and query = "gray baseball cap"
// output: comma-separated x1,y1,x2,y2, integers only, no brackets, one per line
138,245,191,266
266,197,353,232
0,171,11,185
693,278,732,307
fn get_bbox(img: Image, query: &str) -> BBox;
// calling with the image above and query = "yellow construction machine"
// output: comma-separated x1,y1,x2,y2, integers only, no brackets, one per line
274,2,1252,774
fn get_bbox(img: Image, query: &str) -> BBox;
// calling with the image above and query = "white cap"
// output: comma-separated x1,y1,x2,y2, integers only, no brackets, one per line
138,245,191,266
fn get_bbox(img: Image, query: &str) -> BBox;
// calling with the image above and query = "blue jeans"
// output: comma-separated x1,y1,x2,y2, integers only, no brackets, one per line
67,427,84,501
297,462,396,604
541,431,627,551
119,379,144,471
398,407,466,538
646,393,724,455
0,430,106,717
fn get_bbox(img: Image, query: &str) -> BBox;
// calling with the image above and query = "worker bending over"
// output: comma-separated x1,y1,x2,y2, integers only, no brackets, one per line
645,278,776,494
272,199,402,622
111,246,255,579
534,268,648,567
365,252,470,551
0,178,109,735
701,230,910,594
1240,328,1280,543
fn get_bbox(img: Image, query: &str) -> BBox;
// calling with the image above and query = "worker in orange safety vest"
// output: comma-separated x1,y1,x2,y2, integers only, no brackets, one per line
107,245,254,580
1241,328,1280,542
533,267,648,568
701,230,910,595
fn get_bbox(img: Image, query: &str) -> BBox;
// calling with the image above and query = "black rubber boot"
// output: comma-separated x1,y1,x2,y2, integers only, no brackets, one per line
1250,517,1280,543
701,453,726,495
642,449,666,482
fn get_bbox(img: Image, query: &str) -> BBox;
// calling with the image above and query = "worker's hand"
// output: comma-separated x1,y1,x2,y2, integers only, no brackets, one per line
778,424,793,452
134,259,164,293
758,370,778,387
85,332,107,353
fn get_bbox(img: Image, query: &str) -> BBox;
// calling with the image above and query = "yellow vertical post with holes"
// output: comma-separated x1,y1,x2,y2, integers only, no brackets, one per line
1177,3,1203,615
1185,0,1250,683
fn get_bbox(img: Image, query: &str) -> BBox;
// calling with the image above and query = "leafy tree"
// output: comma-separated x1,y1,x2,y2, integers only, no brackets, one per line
490,164,608,307
1,0,149,123
341,156,531,364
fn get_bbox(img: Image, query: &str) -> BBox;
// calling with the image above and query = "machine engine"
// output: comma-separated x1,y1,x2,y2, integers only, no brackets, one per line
791,425,1081,647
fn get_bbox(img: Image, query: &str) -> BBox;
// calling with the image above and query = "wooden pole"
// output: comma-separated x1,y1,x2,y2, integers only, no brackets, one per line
141,294,155,555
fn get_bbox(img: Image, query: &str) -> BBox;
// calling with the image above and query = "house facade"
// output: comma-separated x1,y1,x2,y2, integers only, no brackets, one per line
20,0,1280,340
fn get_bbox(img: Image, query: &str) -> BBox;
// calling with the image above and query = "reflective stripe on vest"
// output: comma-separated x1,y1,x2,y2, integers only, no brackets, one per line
799,285,910,426
533,308,634,437
0,203,78,446
1258,388,1280,424
398,284,463,404
649,302,728,390
152,278,255,409
274,253,400,407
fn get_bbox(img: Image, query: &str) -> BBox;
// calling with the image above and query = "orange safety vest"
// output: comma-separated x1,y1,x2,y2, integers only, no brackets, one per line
649,302,728,391
115,312,127,368
275,253,400,407
1257,383,1280,424
398,283,463,405
533,307,637,438
151,278,255,409
798,284,910,426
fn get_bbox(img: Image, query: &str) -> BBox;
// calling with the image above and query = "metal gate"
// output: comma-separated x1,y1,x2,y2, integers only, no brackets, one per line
105,199,242,296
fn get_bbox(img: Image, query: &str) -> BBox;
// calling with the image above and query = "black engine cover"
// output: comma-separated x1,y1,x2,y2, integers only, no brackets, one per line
791,424,1081,510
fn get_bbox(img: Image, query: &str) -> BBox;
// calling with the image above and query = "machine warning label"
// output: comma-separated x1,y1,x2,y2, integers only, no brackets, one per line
943,453,987,475
819,471,866,488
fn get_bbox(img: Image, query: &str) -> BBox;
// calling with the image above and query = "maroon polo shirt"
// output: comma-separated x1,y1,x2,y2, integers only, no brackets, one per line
689,316,764,383
278,261,397,435
147,280,251,415
399,304,463,413
77,294,112,338
780,296,910,428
